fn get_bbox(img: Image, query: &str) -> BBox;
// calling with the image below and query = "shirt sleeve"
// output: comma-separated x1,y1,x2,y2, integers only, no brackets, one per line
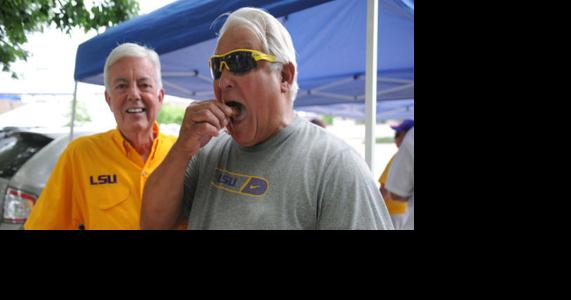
24,146,81,230
317,148,394,230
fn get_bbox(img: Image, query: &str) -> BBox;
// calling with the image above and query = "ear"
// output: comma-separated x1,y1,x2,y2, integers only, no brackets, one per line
280,62,295,94
104,90,112,108
157,88,165,104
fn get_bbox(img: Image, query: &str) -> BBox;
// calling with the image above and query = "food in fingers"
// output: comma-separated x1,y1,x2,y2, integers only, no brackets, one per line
225,100,246,122
228,105,240,117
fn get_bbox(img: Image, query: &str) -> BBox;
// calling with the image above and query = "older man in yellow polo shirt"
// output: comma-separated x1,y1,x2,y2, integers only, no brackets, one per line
25,43,177,230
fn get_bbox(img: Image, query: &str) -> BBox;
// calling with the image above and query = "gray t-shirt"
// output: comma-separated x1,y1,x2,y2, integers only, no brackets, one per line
182,116,394,230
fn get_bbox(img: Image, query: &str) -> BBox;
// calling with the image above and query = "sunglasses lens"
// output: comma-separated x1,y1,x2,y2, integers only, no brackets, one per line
210,58,222,79
227,52,257,75
210,52,259,79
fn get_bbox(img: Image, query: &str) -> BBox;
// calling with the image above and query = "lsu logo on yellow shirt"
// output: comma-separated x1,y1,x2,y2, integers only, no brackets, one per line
211,168,269,197
89,174,117,185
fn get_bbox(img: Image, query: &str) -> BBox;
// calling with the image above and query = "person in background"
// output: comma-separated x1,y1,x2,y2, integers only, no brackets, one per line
25,43,177,230
310,118,326,128
378,119,413,228
141,7,393,230
385,121,414,230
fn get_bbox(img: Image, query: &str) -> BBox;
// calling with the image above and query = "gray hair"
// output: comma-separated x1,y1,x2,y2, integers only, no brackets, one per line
218,7,299,103
103,42,162,93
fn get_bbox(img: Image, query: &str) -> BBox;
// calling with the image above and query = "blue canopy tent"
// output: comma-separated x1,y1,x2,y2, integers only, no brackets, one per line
73,0,414,169
0,93,21,102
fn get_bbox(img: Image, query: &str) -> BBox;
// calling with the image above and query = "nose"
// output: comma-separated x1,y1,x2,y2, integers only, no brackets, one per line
217,66,234,91
127,84,141,101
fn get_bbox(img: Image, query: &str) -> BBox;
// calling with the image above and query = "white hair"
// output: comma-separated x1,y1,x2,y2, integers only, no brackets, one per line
218,7,299,103
103,42,162,93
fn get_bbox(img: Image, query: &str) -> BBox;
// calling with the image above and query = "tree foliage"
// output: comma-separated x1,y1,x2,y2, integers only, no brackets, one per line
0,0,139,78
64,98,91,127
157,103,185,125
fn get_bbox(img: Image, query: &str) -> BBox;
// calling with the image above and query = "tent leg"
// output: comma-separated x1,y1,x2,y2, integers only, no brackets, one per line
69,81,78,142
365,0,378,173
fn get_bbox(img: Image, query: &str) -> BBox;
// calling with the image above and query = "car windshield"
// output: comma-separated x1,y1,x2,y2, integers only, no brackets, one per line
0,133,53,178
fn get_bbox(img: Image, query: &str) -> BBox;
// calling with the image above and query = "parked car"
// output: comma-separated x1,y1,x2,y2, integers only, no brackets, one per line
0,128,90,229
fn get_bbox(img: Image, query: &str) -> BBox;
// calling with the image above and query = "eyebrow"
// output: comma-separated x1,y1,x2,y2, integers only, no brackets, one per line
112,77,154,84
113,78,128,85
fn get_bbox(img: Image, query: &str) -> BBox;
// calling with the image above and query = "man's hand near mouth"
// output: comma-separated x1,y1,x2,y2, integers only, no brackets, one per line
172,100,234,158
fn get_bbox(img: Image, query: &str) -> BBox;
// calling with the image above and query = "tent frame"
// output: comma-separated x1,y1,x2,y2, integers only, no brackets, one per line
365,0,378,171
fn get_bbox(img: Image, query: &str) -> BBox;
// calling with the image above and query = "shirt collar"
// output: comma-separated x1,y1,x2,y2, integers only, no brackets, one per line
111,122,161,156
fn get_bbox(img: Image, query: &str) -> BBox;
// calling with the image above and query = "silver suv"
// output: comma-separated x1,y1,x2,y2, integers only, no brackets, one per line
0,128,90,229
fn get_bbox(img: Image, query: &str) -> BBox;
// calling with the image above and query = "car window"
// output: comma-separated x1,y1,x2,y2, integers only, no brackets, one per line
0,133,53,178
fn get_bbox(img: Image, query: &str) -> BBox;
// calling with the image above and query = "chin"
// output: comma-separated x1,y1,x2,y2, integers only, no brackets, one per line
124,121,151,133
231,133,255,147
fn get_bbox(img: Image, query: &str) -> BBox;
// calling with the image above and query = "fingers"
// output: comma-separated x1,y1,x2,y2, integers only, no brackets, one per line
214,101,235,118
189,101,235,129
174,100,236,156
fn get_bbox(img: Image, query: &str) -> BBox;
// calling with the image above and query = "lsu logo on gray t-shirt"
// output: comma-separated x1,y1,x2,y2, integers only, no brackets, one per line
211,168,269,197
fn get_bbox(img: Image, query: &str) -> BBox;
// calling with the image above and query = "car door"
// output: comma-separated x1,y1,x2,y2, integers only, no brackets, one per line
0,132,53,226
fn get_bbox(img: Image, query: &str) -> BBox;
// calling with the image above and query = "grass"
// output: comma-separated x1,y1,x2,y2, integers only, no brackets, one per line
375,137,394,144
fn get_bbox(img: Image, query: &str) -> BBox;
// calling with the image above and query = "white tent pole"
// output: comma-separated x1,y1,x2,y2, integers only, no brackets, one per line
365,0,378,172
69,81,78,142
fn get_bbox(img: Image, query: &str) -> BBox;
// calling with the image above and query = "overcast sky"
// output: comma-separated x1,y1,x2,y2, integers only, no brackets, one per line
0,0,178,96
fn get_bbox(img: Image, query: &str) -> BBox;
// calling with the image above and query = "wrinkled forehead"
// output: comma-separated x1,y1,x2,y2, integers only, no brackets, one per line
215,26,262,55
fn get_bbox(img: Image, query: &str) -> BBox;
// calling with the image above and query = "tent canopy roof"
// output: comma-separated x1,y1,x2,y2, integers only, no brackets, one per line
74,0,413,120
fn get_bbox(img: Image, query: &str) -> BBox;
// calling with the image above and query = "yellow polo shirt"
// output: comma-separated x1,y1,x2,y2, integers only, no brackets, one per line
24,123,177,230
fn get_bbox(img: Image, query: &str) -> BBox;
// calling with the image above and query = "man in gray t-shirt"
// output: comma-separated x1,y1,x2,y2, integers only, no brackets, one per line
140,7,393,230
182,116,393,229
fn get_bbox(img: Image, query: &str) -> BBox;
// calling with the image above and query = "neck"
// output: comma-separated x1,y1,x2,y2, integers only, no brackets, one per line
266,109,296,139
120,128,155,162
281,109,296,127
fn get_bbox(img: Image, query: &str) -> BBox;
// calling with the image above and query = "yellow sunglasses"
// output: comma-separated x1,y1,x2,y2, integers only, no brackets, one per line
209,48,277,79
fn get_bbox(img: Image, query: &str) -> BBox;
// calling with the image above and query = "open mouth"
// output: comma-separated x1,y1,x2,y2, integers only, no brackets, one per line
126,107,146,114
226,101,246,122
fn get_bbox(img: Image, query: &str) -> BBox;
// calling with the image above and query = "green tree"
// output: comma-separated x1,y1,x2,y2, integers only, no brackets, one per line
322,114,334,125
0,0,139,78
157,104,185,125
64,98,91,127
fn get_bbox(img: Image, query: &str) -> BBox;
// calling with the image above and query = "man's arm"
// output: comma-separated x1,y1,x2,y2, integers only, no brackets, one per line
380,185,388,199
141,147,192,229
388,191,409,202
140,101,233,229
